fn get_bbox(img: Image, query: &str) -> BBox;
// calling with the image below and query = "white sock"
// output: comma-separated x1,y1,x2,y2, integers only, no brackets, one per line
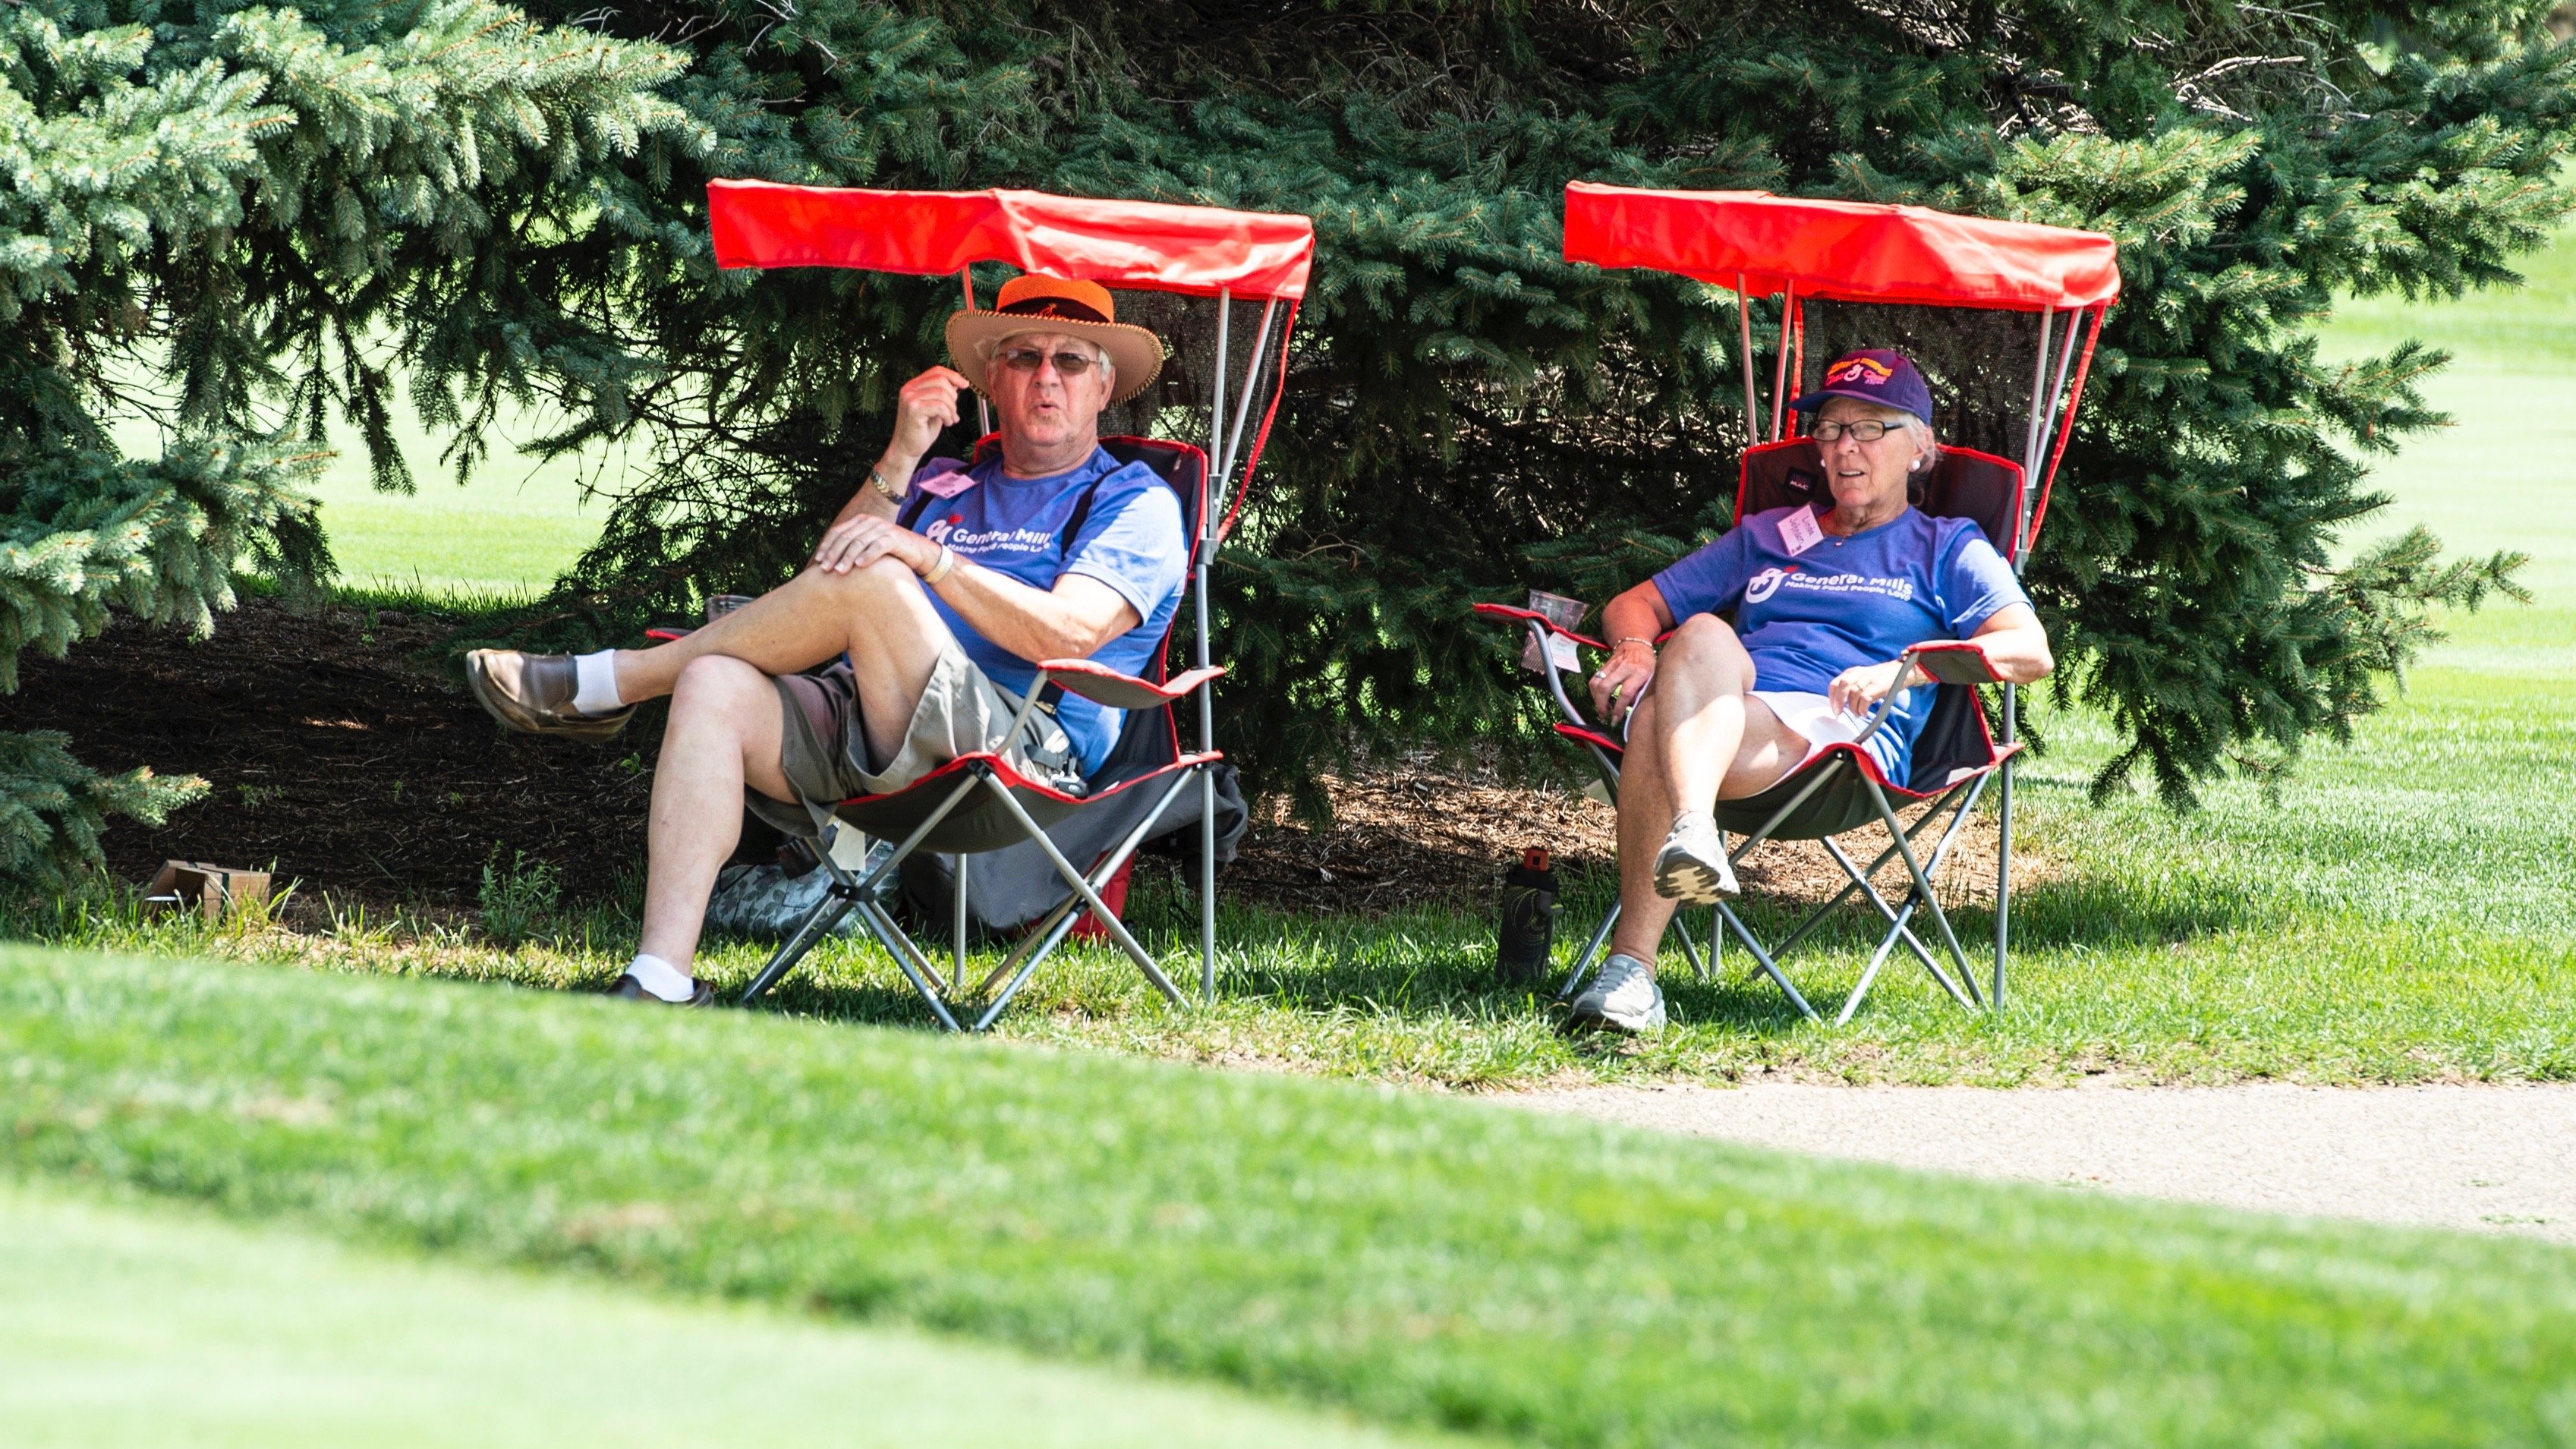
625,953,695,1002
571,650,625,716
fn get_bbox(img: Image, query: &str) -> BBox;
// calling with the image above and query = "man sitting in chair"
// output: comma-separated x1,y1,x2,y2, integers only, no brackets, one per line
464,276,1188,1006
1573,348,2056,1034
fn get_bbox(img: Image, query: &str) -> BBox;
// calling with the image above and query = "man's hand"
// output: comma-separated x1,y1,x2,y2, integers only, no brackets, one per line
1827,657,1917,720
883,366,974,477
1589,639,1658,726
813,512,939,576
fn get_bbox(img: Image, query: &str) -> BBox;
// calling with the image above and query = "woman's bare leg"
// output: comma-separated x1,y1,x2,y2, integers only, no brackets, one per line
1608,616,1809,964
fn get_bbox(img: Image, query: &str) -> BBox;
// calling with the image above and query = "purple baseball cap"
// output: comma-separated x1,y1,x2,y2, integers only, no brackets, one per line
1789,348,1934,424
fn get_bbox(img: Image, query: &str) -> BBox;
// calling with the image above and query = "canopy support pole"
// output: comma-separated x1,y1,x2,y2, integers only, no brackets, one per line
1769,283,1795,441
2019,307,2055,487
964,269,990,437
1194,291,1232,1004
1213,300,1280,521
1737,275,1759,446
2028,306,2105,549
1787,298,1806,436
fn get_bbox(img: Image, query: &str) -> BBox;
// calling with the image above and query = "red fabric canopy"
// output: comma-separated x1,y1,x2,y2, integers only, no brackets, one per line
707,180,1315,301
1563,181,2119,312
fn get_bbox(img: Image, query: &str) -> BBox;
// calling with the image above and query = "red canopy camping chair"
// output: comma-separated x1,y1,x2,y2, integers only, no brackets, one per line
1481,183,2115,1022
702,181,1311,1031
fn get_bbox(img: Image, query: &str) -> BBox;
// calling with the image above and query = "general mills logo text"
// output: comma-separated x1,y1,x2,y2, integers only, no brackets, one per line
1771,571,1913,603
924,517,1053,554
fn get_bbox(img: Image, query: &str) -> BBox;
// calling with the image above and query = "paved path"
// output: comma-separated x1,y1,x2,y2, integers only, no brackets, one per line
1507,1082,2576,1241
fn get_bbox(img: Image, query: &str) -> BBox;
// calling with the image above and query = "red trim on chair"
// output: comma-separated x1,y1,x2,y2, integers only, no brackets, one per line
1040,660,1226,710
829,748,1223,813
1907,640,2004,685
1553,722,1624,755
1797,737,2022,802
1472,602,1608,652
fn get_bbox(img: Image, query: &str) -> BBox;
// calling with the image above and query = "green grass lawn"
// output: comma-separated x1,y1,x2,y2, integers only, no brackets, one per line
0,1179,1466,1449
8,944,2576,1448
300,401,615,598
113,393,613,600
44,224,2569,1092
30,254,2574,1088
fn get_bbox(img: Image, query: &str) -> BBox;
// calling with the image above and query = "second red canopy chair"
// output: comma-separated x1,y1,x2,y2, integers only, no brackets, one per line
1483,183,2118,1022
701,181,1310,1031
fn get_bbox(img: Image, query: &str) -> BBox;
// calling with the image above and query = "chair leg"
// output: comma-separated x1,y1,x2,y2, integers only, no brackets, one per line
855,900,963,1032
1821,836,1973,1015
1559,902,1620,1000
1835,926,1908,1027
1714,902,1822,1022
738,888,861,1004
1670,912,1708,982
978,773,1187,1006
1767,777,1979,961
738,769,980,1013
1200,766,1219,1006
953,852,970,990
970,767,1197,1019
1860,777,1982,1006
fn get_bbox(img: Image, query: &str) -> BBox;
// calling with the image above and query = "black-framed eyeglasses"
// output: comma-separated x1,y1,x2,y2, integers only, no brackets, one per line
997,346,1100,375
1809,418,1903,443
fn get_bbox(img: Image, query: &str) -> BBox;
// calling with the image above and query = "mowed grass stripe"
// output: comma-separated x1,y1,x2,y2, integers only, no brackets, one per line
0,1179,1472,1449
8,950,2574,1447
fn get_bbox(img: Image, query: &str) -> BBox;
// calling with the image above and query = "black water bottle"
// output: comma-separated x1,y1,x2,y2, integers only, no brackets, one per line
1497,847,1559,988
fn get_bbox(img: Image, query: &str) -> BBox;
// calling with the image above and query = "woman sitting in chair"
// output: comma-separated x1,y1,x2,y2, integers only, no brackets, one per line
1573,348,2056,1033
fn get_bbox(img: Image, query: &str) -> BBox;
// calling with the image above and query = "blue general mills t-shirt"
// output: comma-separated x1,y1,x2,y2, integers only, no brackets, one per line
907,449,1187,776
1650,506,2028,776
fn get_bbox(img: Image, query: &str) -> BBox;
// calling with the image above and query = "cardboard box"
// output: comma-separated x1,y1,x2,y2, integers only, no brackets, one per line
143,861,273,924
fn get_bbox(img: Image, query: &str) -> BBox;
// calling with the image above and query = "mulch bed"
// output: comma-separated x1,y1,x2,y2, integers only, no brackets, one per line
0,599,652,908
5,597,2045,919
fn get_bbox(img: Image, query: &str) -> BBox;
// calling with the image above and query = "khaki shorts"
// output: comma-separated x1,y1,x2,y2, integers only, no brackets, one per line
747,641,1084,839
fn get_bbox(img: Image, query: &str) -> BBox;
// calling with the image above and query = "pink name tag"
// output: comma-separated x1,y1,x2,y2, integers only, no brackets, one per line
1778,506,1825,556
912,461,976,499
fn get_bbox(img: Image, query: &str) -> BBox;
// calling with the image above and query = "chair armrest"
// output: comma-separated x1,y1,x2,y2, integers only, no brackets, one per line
1470,602,1608,653
1904,641,2004,685
1038,659,1225,710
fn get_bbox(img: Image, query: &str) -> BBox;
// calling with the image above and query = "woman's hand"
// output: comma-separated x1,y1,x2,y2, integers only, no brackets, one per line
813,512,939,576
1589,639,1658,726
1827,658,1916,720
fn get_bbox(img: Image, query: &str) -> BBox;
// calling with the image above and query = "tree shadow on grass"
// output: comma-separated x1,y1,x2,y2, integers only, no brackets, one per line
701,851,2282,1044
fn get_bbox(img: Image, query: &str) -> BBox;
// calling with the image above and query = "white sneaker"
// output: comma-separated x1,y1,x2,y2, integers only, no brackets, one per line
1570,953,1666,1034
1652,813,1740,904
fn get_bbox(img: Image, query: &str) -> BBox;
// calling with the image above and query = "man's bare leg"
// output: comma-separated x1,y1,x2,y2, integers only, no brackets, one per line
635,655,792,969
627,560,954,978
1608,615,1809,965
615,559,949,764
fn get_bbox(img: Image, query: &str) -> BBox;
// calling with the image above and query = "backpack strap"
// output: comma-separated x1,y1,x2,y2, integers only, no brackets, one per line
1058,472,1110,562
896,484,940,532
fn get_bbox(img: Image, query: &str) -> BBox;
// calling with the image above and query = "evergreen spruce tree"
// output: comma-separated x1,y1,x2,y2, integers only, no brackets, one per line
491,0,2567,819
0,0,700,882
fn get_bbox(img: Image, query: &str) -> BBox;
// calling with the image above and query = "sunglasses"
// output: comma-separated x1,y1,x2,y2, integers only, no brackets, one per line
996,346,1101,375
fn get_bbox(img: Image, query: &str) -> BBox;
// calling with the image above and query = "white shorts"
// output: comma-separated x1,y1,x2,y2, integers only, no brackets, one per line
1751,689,1868,760
1620,681,1907,780
1752,688,1905,779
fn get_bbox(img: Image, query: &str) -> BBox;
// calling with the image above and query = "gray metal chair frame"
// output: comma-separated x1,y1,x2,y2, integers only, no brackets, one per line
1490,606,2010,1023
